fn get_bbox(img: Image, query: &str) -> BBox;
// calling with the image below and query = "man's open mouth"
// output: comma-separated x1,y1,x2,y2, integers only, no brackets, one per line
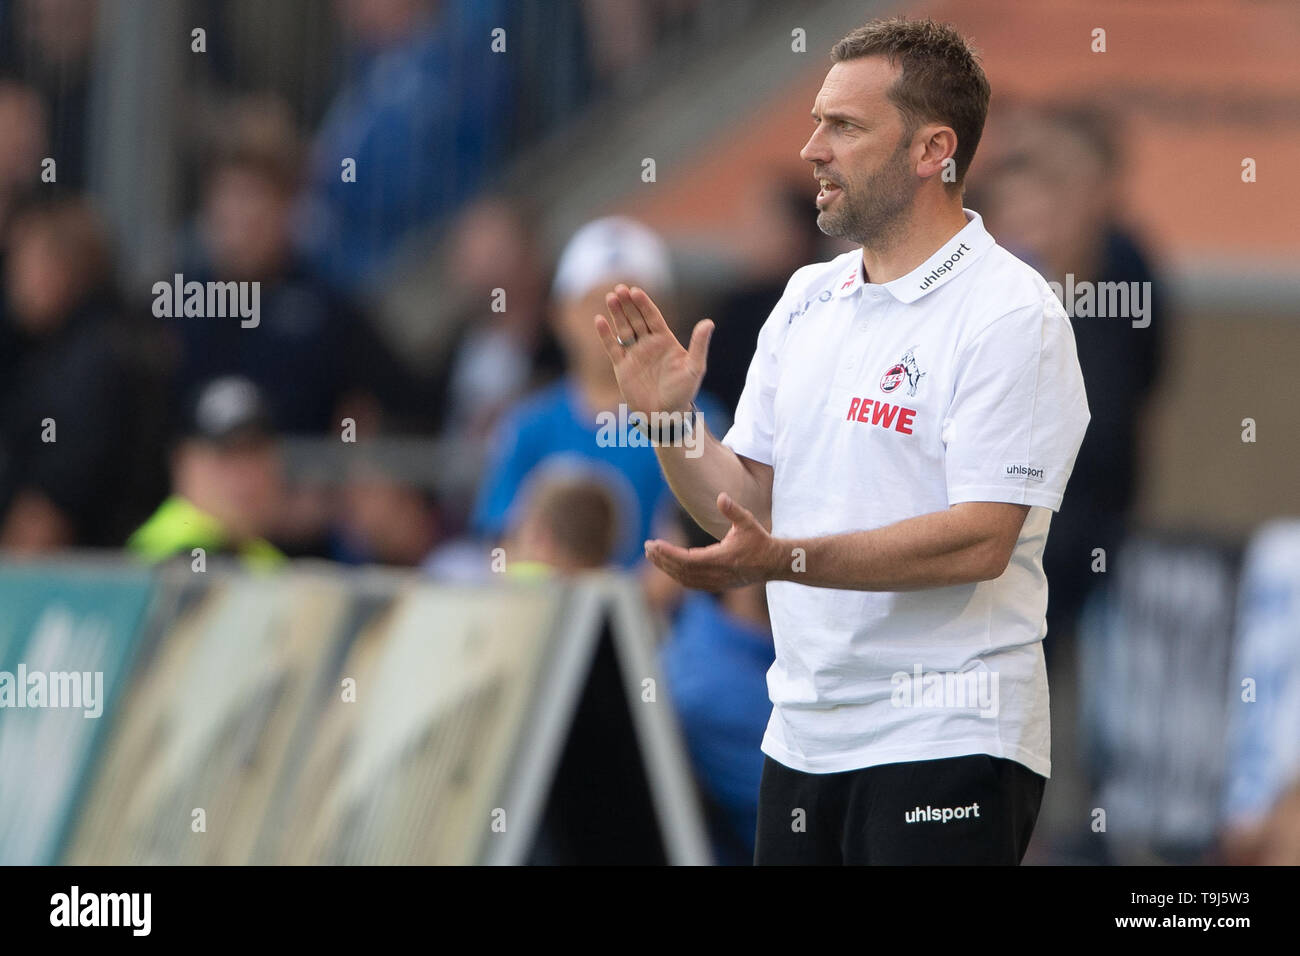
817,178,842,204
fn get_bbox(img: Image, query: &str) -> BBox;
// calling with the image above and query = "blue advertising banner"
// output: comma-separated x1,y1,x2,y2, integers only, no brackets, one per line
0,562,156,864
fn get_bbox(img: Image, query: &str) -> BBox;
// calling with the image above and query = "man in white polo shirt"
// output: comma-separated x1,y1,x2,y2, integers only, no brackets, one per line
595,17,1089,864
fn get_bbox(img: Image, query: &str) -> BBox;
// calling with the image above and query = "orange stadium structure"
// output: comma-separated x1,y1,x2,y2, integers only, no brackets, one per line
620,0,1299,267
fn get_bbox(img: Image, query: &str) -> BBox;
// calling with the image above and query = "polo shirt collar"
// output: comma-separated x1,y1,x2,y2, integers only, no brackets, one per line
833,208,996,303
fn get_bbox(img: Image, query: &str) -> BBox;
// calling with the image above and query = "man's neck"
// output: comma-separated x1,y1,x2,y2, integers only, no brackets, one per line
859,198,969,285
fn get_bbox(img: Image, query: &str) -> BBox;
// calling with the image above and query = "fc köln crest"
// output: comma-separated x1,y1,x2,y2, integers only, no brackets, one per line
880,348,926,397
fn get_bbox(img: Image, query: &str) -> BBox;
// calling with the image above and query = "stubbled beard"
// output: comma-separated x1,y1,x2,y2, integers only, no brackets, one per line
816,143,915,250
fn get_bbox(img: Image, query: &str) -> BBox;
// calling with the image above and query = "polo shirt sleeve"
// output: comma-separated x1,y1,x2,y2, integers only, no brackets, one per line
719,279,799,467
944,293,1090,511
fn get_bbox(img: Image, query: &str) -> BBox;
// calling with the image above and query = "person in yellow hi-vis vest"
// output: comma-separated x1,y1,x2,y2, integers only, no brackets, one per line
129,376,286,570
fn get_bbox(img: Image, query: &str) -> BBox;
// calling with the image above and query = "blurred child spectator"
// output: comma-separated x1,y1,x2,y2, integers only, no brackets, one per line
297,0,511,291
128,376,286,568
0,198,159,551
660,508,774,865
423,459,617,580
470,216,728,569
500,465,619,576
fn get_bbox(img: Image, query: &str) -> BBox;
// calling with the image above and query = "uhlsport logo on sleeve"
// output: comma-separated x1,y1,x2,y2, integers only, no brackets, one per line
1003,462,1046,482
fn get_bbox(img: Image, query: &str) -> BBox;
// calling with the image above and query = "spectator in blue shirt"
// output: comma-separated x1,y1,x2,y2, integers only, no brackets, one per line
298,0,511,291
471,217,727,569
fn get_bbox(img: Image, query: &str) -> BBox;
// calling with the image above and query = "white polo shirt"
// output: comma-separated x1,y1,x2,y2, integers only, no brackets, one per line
720,208,1089,777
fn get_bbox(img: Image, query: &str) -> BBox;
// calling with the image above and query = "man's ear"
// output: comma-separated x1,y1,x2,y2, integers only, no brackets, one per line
915,124,959,182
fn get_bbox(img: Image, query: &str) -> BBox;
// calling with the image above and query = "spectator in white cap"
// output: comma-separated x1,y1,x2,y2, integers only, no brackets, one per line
469,216,728,571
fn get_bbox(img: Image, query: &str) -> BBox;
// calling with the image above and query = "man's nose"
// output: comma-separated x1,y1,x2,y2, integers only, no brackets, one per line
800,129,830,165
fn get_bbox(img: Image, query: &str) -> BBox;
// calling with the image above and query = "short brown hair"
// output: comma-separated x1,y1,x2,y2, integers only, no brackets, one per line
831,17,991,187
526,473,619,569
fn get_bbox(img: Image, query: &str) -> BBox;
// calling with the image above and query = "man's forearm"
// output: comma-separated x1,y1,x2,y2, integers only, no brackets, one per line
771,505,1018,591
652,415,769,539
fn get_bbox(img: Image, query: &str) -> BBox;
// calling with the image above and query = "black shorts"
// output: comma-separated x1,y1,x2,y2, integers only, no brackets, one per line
754,753,1046,865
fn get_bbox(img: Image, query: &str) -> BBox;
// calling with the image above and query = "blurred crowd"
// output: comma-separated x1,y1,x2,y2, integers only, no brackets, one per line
0,0,733,564
0,0,1294,866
